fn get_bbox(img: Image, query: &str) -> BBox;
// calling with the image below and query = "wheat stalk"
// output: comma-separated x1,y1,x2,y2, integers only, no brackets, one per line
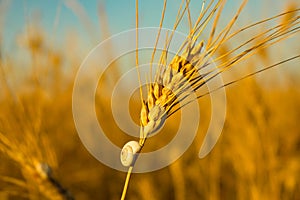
121,0,300,199
139,0,300,142
0,129,74,200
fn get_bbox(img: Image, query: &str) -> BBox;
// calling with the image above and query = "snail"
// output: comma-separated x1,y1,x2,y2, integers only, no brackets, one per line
120,141,141,167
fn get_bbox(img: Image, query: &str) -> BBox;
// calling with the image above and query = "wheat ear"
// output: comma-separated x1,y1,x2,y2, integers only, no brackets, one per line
121,0,300,199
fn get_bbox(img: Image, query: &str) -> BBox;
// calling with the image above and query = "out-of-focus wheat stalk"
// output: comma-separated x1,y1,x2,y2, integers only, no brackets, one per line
0,131,68,200
0,92,74,200
0,4,74,199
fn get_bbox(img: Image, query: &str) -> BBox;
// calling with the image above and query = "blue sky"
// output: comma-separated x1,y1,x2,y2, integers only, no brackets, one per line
0,0,290,55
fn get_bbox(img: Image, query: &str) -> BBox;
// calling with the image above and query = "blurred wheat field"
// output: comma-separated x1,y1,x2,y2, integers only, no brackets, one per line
0,0,300,200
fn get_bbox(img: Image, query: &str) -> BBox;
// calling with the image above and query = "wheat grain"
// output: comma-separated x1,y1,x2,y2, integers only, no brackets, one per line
139,1,300,142
121,0,300,199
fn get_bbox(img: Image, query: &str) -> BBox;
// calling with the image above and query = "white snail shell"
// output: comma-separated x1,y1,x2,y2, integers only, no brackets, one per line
120,141,141,167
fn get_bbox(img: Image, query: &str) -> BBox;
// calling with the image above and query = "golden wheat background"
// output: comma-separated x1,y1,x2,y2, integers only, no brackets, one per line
0,0,300,199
